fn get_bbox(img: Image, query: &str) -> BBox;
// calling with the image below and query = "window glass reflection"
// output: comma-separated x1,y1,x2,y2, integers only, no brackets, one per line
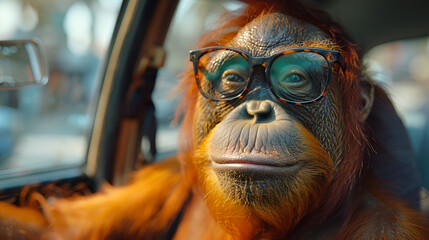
0,0,121,185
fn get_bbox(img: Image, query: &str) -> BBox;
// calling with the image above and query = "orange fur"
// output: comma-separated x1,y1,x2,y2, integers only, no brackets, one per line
335,183,429,240
173,0,429,239
0,158,192,239
48,158,191,239
191,121,334,239
0,1,428,240
176,2,366,218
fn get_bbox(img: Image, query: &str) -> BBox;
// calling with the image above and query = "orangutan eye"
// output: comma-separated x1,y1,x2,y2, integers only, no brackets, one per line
198,50,250,99
270,52,329,102
219,69,247,94
222,71,246,85
278,71,309,88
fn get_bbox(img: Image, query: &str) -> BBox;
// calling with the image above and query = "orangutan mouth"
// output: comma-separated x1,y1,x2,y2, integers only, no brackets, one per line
211,153,301,177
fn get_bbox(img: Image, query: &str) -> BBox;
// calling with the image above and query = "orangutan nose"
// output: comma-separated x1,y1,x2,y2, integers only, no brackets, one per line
246,100,273,120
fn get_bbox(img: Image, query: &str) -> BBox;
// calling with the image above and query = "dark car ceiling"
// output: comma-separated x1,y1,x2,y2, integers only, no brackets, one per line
307,0,429,53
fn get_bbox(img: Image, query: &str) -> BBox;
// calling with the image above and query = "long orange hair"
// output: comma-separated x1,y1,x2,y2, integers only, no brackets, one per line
176,0,366,228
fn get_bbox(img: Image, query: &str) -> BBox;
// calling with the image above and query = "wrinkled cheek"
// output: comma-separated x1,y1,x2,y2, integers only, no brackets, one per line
192,98,227,148
315,83,345,163
192,100,209,147
192,132,223,193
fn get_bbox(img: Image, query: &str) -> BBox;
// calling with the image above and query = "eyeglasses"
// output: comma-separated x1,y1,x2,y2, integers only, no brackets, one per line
189,46,344,105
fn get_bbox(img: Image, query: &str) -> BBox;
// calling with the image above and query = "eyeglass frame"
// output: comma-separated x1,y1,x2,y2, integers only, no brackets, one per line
189,46,344,105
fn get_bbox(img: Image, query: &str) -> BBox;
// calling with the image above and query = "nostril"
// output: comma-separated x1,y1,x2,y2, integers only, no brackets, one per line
259,101,271,114
246,100,272,117
246,101,258,115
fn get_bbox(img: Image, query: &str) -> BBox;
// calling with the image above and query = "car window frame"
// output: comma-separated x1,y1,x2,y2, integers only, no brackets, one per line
0,0,179,196
85,0,179,187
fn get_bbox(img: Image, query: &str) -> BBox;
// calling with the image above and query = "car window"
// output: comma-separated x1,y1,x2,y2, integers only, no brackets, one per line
364,37,429,189
0,0,122,188
152,0,244,160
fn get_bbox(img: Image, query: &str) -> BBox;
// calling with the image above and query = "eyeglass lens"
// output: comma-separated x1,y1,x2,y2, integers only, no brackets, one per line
197,50,329,102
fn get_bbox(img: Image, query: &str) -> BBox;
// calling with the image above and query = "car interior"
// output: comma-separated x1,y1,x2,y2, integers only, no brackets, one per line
0,0,428,213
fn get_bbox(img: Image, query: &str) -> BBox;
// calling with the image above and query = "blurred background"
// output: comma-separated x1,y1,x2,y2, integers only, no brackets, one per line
0,0,122,181
0,0,427,190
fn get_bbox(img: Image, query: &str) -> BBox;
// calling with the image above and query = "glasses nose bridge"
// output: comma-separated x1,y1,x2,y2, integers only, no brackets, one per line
249,56,269,68
248,56,270,78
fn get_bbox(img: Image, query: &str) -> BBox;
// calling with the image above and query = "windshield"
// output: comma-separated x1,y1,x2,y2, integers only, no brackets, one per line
0,0,122,187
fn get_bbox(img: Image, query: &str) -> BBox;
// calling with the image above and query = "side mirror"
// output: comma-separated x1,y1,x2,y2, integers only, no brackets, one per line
0,39,48,90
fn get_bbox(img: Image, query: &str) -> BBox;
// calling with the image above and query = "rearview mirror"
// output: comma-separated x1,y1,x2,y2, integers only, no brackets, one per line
0,39,48,90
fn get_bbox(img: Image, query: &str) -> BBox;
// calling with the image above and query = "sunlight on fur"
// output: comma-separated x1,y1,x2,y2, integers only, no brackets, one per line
193,123,334,238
